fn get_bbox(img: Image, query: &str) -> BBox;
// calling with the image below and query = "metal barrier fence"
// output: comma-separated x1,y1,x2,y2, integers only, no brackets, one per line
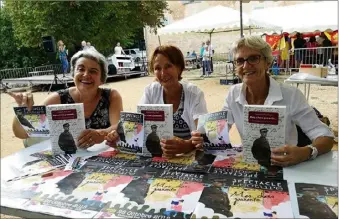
271,46,338,75
0,64,63,80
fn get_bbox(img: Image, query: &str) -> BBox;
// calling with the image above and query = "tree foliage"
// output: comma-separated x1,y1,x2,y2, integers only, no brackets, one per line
4,1,168,57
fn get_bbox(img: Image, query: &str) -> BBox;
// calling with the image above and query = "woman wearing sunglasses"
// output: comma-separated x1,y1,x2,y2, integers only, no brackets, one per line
192,36,334,167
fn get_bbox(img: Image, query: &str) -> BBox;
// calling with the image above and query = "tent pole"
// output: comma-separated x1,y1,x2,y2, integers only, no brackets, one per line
240,0,244,38
158,35,161,46
249,25,252,35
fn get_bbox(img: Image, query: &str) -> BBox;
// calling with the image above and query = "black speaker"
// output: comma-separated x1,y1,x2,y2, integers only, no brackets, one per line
42,36,56,53
139,39,146,51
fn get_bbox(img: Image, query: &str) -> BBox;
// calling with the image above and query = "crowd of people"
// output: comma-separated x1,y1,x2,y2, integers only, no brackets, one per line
276,32,336,69
10,36,334,168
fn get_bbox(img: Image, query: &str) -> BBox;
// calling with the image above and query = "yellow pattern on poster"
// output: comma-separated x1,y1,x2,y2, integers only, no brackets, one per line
76,173,116,192
145,178,181,202
228,187,263,213
124,121,136,139
232,162,261,171
325,196,338,216
115,153,136,160
167,154,195,165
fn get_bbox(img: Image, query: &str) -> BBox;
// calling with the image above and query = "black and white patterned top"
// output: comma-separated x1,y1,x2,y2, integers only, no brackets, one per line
57,88,111,129
172,89,191,140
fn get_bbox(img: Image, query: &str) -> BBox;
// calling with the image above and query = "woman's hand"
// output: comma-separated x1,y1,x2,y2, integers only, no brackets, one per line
78,129,104,148
104,130,120,148
271,145,310,167
161,138,195,157
191,131,204,149
8,91,34,110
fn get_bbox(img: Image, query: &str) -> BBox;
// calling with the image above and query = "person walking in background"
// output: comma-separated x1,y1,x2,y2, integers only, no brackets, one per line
200,42,205,76
57,40,69,73
279,35,291,70
114,42,125,55
206,39,214,73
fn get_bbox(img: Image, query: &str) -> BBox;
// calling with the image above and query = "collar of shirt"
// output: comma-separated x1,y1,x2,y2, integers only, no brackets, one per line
235,76,283,106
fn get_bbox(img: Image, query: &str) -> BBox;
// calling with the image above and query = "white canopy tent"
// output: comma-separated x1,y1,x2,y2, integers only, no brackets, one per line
157,5,280,41
250,1,338,34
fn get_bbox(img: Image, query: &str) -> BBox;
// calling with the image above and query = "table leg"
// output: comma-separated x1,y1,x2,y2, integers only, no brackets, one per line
307,83,311,101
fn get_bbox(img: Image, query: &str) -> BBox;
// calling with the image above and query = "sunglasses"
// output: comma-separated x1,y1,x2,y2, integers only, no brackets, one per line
234,55,265,67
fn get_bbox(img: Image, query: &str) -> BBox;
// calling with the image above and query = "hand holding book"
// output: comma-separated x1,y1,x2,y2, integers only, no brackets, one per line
271,145,311,167
8,91,34,111
105,130,119,148
160,137,195,157
191,131,204,149
77,129,106,148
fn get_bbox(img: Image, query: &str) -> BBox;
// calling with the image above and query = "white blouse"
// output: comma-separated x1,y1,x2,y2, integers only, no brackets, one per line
222,76,334,146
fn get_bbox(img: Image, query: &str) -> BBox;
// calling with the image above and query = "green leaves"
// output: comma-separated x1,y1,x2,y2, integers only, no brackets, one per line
1,1,168,69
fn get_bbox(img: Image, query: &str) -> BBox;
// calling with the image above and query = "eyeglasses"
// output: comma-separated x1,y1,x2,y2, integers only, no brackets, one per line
234,55,264,67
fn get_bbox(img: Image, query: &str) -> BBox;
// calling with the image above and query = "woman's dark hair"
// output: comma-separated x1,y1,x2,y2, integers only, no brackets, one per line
150,45,185,80
309,36,316,43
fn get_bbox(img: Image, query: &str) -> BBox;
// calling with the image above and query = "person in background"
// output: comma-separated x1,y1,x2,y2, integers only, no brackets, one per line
192,36,334,167
200,42,206,76
293,32,306,68
57,40,69,74
114,42,125,55
186,51,191,57
320,32,333,67
106,45,208,157
279,35,291,70
10,49,123,148
202,45,211,77
305,36,318,64
191,50,197,57
81,40,88,51
86,42,96,51
206,39,214,73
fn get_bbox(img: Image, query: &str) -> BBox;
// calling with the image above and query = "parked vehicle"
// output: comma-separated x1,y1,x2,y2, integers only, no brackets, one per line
106,54,135,75
124,48,147,71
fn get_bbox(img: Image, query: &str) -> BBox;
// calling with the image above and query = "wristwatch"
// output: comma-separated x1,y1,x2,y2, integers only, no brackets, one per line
306,145,318,160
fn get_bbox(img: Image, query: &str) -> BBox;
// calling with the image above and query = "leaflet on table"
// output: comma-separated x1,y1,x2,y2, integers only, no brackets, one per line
13,105,50,137
149,150,216,174
23,171,134,218
192,174,293,219
46,103,86,155
295,182,338,219
197,111,236,155
210,154,283,180
1,168,72,209
94,176,204,219
116,112,144,155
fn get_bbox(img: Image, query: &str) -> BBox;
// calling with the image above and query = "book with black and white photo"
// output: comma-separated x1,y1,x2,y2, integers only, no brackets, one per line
116,112,144,155
137,104,173,157
13,105,50,137
243,105,286,166
197,111,233,155
46,103,86,155
295,183,338,219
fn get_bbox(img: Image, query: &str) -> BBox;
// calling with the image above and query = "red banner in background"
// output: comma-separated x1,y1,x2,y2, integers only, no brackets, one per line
266,35,281,48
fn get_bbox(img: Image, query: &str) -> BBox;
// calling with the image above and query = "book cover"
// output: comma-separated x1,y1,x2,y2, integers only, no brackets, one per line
13,106,50,137
210,154,283,180
192,175,293,218
197,111,233,155
94,177,204,219
23,171,134,218
116,112,144,155
243,105,286,166
46,103,86,155
295,183,338,219
149,150,216,174
137,104,173,157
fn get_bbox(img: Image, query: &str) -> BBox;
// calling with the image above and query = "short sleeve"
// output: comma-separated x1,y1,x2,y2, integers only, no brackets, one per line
192,88,208,121
139,85,151,104
222,90,235,126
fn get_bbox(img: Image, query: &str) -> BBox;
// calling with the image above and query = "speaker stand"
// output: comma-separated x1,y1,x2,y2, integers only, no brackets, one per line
48,72,69,94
